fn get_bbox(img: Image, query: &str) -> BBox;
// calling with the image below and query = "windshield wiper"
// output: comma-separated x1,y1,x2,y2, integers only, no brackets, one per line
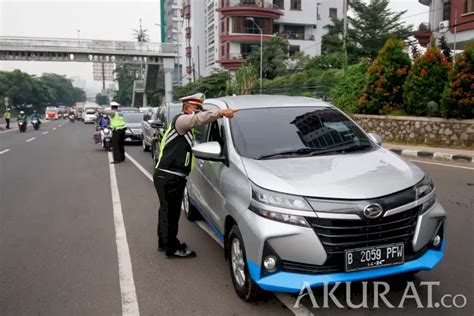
308,143,372,156
257,148,318,160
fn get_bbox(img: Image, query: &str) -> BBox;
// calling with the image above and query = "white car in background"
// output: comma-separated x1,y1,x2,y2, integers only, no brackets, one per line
83,108,97,124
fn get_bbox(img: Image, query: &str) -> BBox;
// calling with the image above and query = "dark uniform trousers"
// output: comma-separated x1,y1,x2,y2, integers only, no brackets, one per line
153,169,187,251
112,128,126,162
5,119,10,129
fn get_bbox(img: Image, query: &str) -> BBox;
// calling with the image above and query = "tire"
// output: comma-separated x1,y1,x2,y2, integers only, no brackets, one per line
142,138,150,152
182,186,201,221
228,225,262,302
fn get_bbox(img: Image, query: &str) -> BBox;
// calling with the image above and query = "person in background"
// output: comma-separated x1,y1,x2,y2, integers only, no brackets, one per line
30,110,42,125
4,108,11,129
17,111,27,122
109,102,127,163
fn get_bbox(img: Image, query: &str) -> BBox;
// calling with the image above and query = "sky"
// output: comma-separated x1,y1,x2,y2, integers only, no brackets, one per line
0,0,430,95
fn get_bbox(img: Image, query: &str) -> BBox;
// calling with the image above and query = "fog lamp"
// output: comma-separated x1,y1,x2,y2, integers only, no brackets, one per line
432,235,441,247
263,256,278,272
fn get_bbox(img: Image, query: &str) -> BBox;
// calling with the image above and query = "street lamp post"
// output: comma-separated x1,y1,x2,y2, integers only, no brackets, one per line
246,17,263,94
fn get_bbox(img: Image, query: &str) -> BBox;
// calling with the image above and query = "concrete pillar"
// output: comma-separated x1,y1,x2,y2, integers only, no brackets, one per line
163,57,174,103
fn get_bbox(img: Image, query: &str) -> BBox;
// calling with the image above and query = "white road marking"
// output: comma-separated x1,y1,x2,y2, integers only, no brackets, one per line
108,152,141,316
125,152,312,316
0,149,11,155
25,137,36,143
52,127,57,130
42,131,49,135
409,159,474,170
0,128,18,134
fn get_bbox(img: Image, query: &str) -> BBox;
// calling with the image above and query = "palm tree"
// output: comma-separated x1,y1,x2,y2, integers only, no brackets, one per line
133,18,150,42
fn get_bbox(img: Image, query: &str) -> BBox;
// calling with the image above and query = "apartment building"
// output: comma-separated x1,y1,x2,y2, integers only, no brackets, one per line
166,0,343,84
161,0,185,85
417,0,474,49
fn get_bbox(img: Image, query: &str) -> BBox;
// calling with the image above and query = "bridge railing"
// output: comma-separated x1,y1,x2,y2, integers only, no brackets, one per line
0,36,177,55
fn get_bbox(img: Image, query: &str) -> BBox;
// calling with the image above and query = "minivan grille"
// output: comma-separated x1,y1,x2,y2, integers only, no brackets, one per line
282,207,421,275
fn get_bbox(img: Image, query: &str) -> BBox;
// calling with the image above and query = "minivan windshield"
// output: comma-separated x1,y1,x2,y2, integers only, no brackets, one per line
230,107,373,160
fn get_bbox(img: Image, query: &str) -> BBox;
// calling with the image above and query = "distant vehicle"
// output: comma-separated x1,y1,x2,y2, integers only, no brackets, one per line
122,112,143,142
45,107,58,120
141,107,159,152
149,102,181,164
118,107,140,114
138,106,152,113
83,108,97,124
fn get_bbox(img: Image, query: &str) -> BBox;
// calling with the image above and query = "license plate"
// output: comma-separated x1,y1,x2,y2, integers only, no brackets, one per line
345,243,404,272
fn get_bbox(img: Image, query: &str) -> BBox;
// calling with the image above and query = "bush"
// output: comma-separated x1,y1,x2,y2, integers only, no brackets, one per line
359,38,411,114
403,42,451,116
173,70,231,100
330,63,369,113
440,42,474,119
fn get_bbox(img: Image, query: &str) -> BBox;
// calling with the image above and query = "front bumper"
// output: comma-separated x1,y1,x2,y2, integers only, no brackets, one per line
238,201,446,293
248,241,444,293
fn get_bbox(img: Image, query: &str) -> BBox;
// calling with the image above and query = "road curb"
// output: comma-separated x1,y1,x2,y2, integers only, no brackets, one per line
389,148,474,163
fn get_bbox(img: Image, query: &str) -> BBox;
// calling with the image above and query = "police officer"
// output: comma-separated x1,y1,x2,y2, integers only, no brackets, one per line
154,93,238,258
109,102,127,164
4,108,11,129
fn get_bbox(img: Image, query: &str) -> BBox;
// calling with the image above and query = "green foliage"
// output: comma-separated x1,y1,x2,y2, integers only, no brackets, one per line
228,66,257,95
245,36,289,80
305,54,344,71
349,0,413,60
173,70,231,100
440,42,474,119
321,17,361,63
0,70,85,113
359,38,411,114
426,101,440,117
403,46,451,116
438,34,452,62
113,64,140,106
95,93,108,105
330,63,369,113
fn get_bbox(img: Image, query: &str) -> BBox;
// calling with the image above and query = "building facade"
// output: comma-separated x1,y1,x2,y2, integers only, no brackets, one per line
161,0,185,85
164,0,343,84
417,0,474,49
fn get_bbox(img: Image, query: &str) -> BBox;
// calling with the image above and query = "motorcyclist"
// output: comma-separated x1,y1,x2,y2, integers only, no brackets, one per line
17,111,27,122
30,110,42,125
99,114,110,129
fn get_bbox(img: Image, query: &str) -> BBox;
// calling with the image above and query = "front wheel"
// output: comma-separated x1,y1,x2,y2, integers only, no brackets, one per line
182,186,201,221
228,225,262,302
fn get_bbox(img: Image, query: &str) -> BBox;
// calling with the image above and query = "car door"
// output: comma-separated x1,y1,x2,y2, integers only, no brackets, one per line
142,110,152,145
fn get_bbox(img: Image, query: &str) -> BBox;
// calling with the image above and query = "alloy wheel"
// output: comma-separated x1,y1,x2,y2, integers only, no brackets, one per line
231,238,246,287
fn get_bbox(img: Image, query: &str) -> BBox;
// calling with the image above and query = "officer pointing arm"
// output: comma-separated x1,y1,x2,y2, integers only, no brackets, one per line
153,93,237,258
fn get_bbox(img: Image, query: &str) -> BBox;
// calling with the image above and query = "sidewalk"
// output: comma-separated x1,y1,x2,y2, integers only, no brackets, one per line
383,143,474,163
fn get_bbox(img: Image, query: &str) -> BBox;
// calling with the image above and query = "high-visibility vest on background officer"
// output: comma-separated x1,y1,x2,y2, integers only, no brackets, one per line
153,93,238,258
109,102,127,164
4,108,11,129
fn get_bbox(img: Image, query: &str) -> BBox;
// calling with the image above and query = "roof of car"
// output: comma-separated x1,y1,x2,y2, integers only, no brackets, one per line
208,95,333,110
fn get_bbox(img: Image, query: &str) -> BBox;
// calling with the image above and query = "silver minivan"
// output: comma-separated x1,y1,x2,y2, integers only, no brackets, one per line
184,95,446,301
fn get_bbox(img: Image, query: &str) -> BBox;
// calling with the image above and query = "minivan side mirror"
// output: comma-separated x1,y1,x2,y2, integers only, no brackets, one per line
149,119,164,129
368,133,383,146
193,142,224,161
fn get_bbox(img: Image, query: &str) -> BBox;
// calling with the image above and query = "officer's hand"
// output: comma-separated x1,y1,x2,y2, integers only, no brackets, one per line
218,108,239,119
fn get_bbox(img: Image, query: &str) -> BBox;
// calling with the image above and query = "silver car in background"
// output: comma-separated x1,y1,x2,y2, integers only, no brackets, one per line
122,112,143,142
184,95,446,301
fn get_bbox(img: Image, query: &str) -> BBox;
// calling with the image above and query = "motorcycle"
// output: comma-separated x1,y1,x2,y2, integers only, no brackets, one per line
31,119,40,130
18,120,27,133
69,114,75,123
101,127,112,151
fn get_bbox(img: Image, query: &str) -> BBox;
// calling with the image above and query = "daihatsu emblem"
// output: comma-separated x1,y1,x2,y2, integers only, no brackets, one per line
363,203,383,219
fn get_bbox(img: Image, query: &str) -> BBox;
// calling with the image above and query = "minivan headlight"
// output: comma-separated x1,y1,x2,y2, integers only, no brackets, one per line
251,183,312,211
415,176,434,199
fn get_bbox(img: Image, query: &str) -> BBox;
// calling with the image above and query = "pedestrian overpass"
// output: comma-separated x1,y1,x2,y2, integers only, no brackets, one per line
0,36,178,104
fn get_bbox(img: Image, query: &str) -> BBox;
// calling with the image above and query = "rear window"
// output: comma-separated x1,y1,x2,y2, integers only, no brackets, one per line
85,110,96,114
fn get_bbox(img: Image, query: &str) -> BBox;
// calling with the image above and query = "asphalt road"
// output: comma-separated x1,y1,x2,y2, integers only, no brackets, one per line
0,121,472,315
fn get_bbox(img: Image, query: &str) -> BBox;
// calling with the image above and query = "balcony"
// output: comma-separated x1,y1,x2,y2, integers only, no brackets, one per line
185,27,191,38
216,53,244,71
279,32,315,41
218,0,283,19
186,66,192,74
413,22,432,47
183,2,191,18
185,46,192,56
220,33,273,43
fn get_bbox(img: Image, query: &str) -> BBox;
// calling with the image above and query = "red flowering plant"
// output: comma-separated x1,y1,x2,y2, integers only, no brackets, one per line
403,39,452,116
359,38,411,114
441,41,474,119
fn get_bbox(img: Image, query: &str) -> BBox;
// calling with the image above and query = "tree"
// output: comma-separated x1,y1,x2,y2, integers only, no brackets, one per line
96,93,108,105
133,19,150,42
359,38,412,114
173,70,231,100
408,40,421,60
441,42,474,118
245,36,289,80
330,62,369,113
438,34,452,62
321,17,360,63
228,66,257,95
73,87,87,102
113,64,140,106
403,40,451,116
41,73,76,106
349,0,413,60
